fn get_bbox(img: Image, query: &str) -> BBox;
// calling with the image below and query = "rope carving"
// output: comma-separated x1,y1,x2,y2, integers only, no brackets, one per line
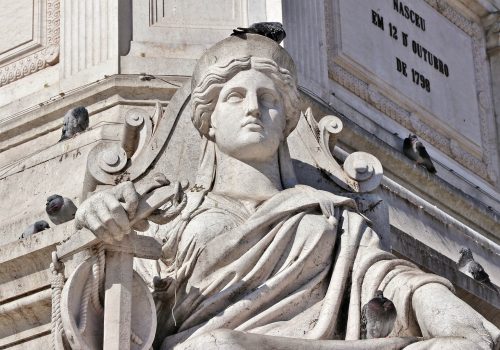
50,252,65,350
91,244,104,314
77,271,92,332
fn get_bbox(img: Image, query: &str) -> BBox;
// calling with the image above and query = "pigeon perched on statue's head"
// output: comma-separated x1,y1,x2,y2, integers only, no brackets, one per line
46,194,78,225
360,290,397,339
59,106,89,141
458,248,498,293
20,220,50,239
231,22,286,44
403,134,436,174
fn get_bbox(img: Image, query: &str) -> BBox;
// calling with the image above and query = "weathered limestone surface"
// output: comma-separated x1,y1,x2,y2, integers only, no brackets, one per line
0,0,499,349
55,34,499,350
283,0,500,192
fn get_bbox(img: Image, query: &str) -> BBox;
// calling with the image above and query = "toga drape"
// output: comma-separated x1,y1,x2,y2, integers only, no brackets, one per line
135,185,452,349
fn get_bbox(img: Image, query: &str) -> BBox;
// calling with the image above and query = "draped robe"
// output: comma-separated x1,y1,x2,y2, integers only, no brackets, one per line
135,185,452,349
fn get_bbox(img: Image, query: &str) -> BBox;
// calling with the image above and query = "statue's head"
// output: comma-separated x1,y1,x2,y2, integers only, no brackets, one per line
191,34,300,152
188,34,300,193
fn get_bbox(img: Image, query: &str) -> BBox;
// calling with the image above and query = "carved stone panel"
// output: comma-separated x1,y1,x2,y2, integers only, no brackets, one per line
132,0,252,49
150,0,246,29
326,0,498,183
0,0,60,87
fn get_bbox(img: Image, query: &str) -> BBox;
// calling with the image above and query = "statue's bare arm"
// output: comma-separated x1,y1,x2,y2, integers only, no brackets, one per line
408,283,499,350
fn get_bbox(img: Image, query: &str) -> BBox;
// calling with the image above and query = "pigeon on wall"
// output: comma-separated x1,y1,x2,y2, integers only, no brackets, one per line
403,134,437,173
46,194,78,225
59,106,89,141
20,220,50,239
361,290,397,339
231,22,286,44
458,248,498,292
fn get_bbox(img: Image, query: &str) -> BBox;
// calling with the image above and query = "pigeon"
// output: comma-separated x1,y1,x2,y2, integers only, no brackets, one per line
59,106,89,141
20,220,50,239
46,194,78,225
361,290,397,339
458,248,498,292
403,134,436,174
231,22,286,44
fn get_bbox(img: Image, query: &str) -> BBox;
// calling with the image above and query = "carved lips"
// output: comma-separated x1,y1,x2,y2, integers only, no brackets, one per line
241,117,264,131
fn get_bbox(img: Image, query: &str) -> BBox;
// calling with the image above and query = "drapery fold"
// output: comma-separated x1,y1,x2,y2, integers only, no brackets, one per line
134,186,451,350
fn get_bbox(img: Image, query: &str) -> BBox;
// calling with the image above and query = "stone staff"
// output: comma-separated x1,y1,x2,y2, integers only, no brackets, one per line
56,179,188,350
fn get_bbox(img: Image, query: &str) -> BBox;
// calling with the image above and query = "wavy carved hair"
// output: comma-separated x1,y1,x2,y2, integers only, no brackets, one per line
191,56,300,138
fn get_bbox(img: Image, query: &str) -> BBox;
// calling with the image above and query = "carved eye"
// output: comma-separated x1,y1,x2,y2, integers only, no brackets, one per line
260,93,278,108
225,91,244,103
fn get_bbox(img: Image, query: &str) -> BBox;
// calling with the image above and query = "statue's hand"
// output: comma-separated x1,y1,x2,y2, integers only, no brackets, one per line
75,181,140,242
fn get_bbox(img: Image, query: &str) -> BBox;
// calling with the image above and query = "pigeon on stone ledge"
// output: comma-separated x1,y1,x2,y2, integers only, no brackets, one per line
59,106,89,141
231,22,286,44
46,194,78,225
403,134,436,174
20,220,50,239
361,290,397,339
458,248,498,292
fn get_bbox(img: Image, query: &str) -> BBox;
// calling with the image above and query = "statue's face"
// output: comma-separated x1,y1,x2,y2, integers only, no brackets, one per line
210,69,285,162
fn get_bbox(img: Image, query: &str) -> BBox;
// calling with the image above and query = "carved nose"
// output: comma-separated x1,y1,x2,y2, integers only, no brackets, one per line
246,94,261,118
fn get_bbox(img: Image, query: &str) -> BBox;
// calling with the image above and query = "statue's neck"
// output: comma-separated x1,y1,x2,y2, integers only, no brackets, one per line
211,148,283,205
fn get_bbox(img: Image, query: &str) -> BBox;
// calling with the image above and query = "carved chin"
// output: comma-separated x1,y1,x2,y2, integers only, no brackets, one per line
233,143,280,163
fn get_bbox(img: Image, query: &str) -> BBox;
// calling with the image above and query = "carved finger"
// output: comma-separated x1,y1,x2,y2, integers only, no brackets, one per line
74,205,87,230
148,191,187,224
97,207,125,241
103,195,130,234
85,212,108,242
135,173,170,195
114,181,140,219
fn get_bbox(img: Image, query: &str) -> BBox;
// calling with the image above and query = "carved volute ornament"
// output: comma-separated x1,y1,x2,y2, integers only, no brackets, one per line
53,34,500,350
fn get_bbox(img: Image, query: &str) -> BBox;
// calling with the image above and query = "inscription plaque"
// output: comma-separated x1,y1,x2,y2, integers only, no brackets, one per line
332,0,481,148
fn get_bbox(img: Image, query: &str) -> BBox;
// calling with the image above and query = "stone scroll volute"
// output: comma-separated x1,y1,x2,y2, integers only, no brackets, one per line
293,107,383,193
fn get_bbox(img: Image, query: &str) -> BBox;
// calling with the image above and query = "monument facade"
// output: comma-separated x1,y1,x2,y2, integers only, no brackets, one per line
0,1,499,349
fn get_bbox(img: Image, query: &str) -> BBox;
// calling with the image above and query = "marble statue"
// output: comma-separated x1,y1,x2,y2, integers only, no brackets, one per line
73,34,500,350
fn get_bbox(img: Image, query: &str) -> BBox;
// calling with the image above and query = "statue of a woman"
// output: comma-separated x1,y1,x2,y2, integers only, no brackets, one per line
75,34,499,350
